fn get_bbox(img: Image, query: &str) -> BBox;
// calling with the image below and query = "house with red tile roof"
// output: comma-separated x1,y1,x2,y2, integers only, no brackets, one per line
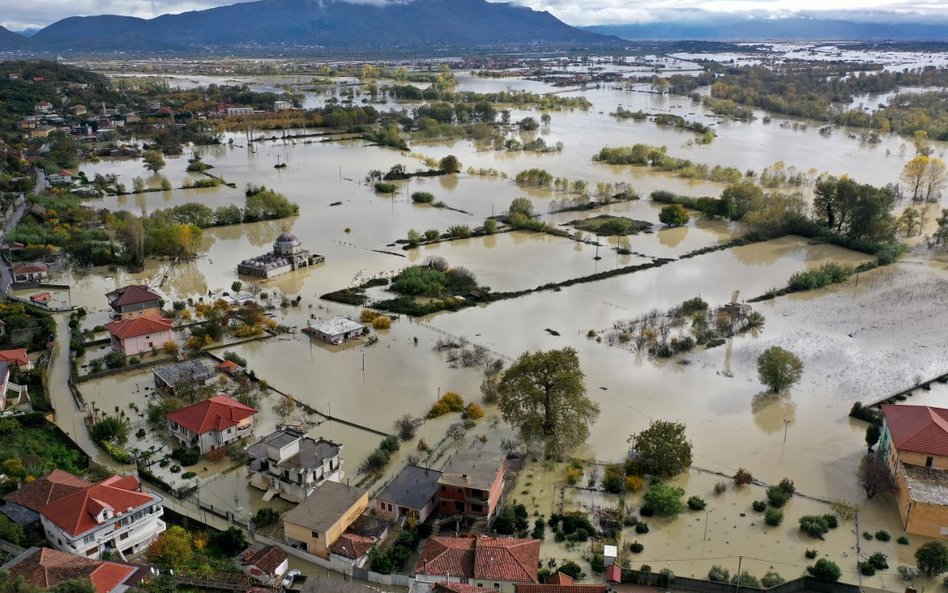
236,543,289,584
881,404,948,538
105,316,173,356
2,470,91,526
37,475,165,560
0,348,32,369
29,292,51,307
415,535,540,593
106,285,163,320
11,263,48,283
1,547,144,593
166,394,257,454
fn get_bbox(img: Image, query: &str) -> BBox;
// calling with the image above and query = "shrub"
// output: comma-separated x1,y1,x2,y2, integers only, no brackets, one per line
875,530,891,542
565,467,582,485
799,515,830,539
171,448,200,466
898,536,910,545
630,541,644,553
860,562,876,576
805,549,818,559
372,315,392,330
898,566,919,581
374,182,397,193
590,553,604,574
808,559,842,581
602,464,625,493
868,552,889,570
625,475,645,492
708,566,730,582
766,485,790,508
558,561,583,580
252,507,280,527
777,478,796,496
764,508,784,526
643,482,685,516
761,572,785,588
733,468,753,485
863,531,874,540
714,482,727,495
427,391,465,418
752,500,767,512
635,522,649,534
181,471,197,479
822,514,838,529
412,192,435,203
463,403,484,420
639,506,654,517
687,496,706,511
732,572,760,588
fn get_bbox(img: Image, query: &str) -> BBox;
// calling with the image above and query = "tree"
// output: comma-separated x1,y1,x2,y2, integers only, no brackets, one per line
812,176,897,243
143,150,166,173
147,525,193,569
643,482,685,516
857,454,895,499
509,197,534,217
901,156,928,201
630,420,692,478
497,348,600,458
211,526,247,556
252,507,280,527
50,580,95,593
756,346,803,393
915,541,948,577
274,396,296,420
439,155,461,173
865,423,881,452
897,207,921,237
658,204,689,227
924,157,947,202
721,181,763,220
395,415,417,440
807,559,841,581
914,130,933,157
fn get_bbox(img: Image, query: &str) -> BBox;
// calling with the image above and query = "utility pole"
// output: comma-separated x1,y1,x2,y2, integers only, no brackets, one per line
735,556,743,593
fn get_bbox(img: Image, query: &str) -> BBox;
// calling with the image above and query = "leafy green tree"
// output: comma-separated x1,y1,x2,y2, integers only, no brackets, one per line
497,348,599,458
757,346,803,393
142,150,166,174
658,204,690,227
509,197,534,217
252,507,280,527
643,482,685,516
602,464,625,493
630,420,692,478
147,525,193,569
812,176,897,243
211,526,247,556
721,181,763,220
916,541,948,577
50,579,95,593
439,155,461,173
483,219,497,234
865,423,881,452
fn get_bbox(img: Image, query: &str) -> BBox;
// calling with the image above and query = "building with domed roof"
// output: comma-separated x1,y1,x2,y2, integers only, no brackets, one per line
237,232,324,279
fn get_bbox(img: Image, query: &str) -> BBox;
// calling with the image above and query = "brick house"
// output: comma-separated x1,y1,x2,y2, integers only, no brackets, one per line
414,535,540,593
437,450,506,518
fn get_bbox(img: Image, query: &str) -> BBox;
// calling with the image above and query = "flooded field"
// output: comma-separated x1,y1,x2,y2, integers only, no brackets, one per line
39,50,948,586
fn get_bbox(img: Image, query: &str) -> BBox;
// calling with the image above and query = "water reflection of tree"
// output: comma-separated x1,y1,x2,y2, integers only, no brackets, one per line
162,260,209,297
751,391,797,434
730,238,789,267
211,218,286,248
657,226,687,248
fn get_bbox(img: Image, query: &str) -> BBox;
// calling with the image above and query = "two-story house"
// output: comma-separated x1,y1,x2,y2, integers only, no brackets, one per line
376,464,442,523
880,404,948,538
105,316,173,357
2,547,144,593
437,450,506,519
105,285,162,320
37,474,165,560
166,395,257,455
283,481,368,559
246,428,343,502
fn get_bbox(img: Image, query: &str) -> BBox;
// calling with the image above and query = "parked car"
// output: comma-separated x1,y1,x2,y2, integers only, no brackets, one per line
282,569,301,589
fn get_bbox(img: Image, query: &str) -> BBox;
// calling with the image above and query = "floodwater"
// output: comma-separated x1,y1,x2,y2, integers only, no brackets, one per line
46,53,948,581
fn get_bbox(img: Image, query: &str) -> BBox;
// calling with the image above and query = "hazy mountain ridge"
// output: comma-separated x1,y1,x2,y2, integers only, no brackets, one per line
585,18,948,41
9,0,617,53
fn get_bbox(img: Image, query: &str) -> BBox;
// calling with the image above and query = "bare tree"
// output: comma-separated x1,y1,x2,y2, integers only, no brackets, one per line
857,454,895,499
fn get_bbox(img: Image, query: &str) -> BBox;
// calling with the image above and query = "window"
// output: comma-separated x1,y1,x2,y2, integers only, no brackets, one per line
471,503,483,513
311,530,320,539
493,584,500,590
927,456,934,467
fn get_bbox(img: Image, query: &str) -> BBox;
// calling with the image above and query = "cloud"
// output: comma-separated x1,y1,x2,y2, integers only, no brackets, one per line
3,0,948,30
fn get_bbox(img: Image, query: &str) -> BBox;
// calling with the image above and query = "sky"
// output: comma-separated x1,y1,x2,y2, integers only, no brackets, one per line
3,0,948,31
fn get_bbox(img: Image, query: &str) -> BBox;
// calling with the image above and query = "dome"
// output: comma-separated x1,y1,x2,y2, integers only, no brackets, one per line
274,232,300,247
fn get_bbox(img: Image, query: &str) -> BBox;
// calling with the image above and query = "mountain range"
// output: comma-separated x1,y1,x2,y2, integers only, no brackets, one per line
584,18,948,42
0,0,617,54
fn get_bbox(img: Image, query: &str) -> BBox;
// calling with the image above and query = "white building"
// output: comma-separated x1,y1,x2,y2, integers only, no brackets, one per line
165,394,257,455
37,474,165,560
246,428,343,503
305,317,365,345
227,106,254,116
274,101,292,112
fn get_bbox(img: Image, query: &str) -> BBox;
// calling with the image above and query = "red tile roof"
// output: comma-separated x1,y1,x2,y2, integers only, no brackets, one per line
0,348,30,367
517,582,608,593
434,583,484,593
331,533,376,559
218,360,242,373
106,285,162,307
605,565,622,584
4,469,91,512
166,394,257,436
12,264,47,275
882,404,948,457
38,475,157,538
30,292,51,302
8,547,137,593
105,316,172,340
416,535,539,583
240,545,288,575
546,573,574,585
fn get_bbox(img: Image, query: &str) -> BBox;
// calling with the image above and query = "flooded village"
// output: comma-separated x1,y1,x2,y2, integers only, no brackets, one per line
0,41,947,593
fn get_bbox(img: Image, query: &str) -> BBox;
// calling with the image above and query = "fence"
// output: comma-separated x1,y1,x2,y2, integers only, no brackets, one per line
618,569,861,593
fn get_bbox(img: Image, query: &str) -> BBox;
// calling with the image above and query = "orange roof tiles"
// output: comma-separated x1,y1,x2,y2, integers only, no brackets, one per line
105,316,172,340
0,348,30,367
331,533,376,559
4,469,91,512
106,285,161,307
416,535,539,583
882,404,948,457
165,394,257,436
8,547,137,593
38,475,156,537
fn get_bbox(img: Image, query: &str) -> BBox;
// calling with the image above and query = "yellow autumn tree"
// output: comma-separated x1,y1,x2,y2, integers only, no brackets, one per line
147,525,193,569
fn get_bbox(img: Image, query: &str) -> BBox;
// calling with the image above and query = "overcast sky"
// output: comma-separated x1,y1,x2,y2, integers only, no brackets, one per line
4,0,948,31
